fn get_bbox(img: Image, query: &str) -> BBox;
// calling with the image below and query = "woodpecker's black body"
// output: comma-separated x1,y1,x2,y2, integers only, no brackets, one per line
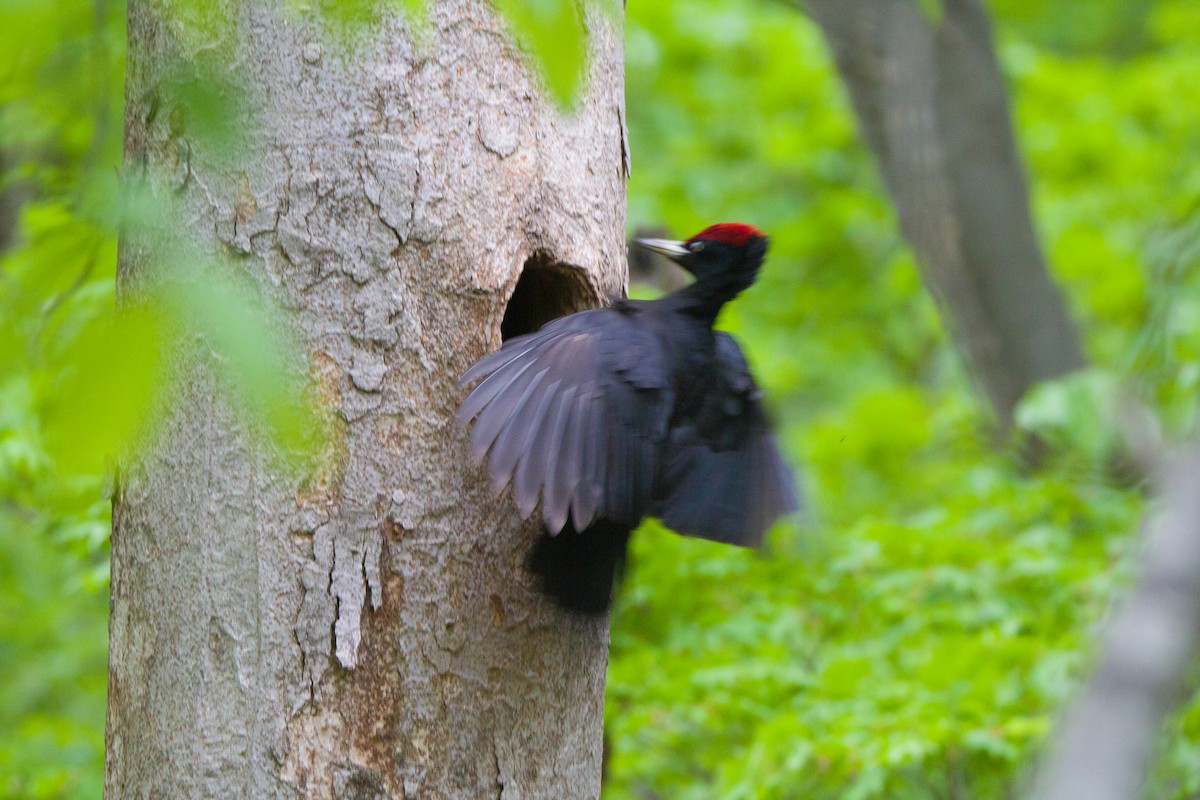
457,223,798,613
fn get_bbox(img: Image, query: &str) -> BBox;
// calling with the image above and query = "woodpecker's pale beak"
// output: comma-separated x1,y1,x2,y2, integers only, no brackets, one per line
634,237,690,264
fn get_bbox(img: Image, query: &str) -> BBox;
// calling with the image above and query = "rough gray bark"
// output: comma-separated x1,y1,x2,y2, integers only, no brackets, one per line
799,0,1085,426
1033,449,1200,800
106,2,626,798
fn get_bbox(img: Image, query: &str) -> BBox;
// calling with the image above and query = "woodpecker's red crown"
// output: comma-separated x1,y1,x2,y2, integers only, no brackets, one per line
688,223,765,248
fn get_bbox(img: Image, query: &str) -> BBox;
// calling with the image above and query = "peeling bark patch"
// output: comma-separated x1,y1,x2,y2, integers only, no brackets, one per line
291,529,315,559
342,539,408,799
296,534,336,696
297,350,347,504
478,103,520,158
282,706,347,798
384,517,409,542
333,766,387,800
330,517,383,669
489,594,505,627
362,156,419,244
492,729,517,800
352,275,407,347
617,107,631,179
234,173,257,223
364,526,383,612
435,617,466,652
493,741,505,800
350,351,388,392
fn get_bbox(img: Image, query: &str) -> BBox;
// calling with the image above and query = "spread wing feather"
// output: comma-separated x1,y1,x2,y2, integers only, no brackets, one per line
652,332,799,546
457,309,671,534
535,383,577,531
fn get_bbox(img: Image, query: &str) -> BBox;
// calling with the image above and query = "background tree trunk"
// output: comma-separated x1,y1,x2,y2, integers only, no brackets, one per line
0,148,35,254
106,2,626,798
1035,449,1200,800
799,0,1086,427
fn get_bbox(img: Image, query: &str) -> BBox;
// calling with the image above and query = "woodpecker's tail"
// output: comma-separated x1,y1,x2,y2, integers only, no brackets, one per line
527,518,631,615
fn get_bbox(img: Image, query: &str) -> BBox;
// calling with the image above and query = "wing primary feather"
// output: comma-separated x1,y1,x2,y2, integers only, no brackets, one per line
622,403,644,523
634,421,656,514
752,436,772,541
478,367,550,491
605,401,633,524
541,384,578,534
560,386,589,532
572,392,602,530
465,362,545,463
771,437,800,515
512,378,563,518
507,335,591,519
460,330,569,387
601,402,619,521
457,355,540,427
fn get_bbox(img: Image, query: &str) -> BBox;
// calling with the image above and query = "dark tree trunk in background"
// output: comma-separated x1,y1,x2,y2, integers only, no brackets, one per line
799,0,1085,427
106,1,626,797
0,150,33,253
0,151,15,252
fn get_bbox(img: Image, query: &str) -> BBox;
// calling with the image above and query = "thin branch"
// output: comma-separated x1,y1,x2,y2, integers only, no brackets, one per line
0,496,40,523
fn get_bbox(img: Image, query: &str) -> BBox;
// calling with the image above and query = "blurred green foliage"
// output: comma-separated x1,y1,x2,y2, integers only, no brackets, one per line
611,0,1200,798
0,1,126,793
2,0,1200,798
0,1,324,795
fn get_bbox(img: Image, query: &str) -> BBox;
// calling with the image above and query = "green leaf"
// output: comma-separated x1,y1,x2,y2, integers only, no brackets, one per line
1013,369,1122,465
916,0,945,27
318,0,383,30
40,306,164,474
493,0,588,108
284,0,433,47
157,55,249,158
161,264,326,464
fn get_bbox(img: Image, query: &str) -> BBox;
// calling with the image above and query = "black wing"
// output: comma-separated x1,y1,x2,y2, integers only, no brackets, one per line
457,307,672,533
652,332,799,546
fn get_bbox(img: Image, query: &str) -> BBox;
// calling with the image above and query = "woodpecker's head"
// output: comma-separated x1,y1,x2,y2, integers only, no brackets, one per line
634,223,769,293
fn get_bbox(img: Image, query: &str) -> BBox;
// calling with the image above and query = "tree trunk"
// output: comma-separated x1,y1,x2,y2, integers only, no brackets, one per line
106,2,626,798
1035,449,1200,800
0,149,34,254
800,0,1085,426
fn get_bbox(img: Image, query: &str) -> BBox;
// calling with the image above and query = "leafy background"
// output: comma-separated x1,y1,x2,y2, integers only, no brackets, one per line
2,0,1200,797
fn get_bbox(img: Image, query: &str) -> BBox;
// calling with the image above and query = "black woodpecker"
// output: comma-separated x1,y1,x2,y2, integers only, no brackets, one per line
457,223,798,614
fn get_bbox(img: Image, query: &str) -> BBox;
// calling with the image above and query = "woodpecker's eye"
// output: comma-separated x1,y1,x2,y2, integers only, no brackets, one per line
689,241,706,253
